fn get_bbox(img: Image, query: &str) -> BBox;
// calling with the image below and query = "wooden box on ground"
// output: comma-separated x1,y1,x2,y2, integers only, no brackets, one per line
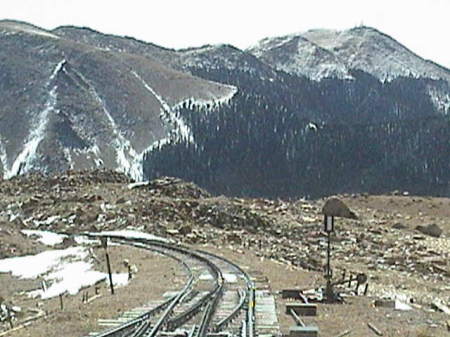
286,303,317,316
282,289,302,299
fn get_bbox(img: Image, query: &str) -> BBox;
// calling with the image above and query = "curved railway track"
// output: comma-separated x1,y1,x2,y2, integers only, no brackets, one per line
85,234,255,337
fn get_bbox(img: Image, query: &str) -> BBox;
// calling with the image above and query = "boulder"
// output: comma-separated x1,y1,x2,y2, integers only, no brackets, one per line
392,222,407,230
322,197,358,219
415,224,443,238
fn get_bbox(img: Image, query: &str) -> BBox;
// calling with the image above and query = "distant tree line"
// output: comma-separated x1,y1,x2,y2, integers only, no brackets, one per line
143,66,450,199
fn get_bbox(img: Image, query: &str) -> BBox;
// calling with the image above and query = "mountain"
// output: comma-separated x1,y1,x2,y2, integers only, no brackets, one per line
1,21,449,198
248,34,352,81
143,28,450,198
0,20,236,180
249,26,450,82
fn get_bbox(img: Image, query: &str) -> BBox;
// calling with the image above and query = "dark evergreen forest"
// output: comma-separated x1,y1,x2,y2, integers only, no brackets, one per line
143,65,450,199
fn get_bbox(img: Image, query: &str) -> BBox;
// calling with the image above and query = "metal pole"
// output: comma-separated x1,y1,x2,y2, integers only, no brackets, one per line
327,231,331,279
105,249,115,295
325,231,333,301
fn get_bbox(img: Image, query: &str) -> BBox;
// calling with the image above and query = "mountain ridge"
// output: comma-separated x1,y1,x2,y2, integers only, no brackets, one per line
249,25,450,82
0,20,237,180
1,20,449,198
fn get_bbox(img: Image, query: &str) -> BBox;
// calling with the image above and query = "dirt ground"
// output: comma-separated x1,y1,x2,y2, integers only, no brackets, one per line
1,172,450,337
1,244,185,337
198,244,450,337
0,239,449,337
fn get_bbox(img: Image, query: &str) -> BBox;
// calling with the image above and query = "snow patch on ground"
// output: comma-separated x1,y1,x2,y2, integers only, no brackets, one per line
93,230,169,243
0,247,125,299
21,230,67,246
0,246,128,299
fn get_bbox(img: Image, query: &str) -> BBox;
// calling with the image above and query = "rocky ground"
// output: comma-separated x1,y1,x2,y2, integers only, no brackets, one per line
0,170,449,336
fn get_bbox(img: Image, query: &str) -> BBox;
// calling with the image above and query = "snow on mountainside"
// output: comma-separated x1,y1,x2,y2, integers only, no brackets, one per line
248,34,352,81
249,26,450,83
248,26,450,115
0,20,237,181
303,27,450,82
1,20,450,191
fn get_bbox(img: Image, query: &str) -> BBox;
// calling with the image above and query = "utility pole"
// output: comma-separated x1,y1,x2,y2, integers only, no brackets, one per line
100,237,115,295
321,197,358,303
323,215,335,302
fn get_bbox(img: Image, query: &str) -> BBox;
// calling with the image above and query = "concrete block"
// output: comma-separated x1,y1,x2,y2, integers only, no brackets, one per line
286,303,317,316
282,289,302,299
289,326,319,337
374,299,395,308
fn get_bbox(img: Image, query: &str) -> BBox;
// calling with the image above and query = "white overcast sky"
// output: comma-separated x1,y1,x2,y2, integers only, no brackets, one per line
1,0,449,68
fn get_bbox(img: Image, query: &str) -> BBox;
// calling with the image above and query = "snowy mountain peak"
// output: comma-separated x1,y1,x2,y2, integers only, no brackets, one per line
249,26,450,83
247,33,352,81
0,20,59,39
302,26,450,82
180,43,278,78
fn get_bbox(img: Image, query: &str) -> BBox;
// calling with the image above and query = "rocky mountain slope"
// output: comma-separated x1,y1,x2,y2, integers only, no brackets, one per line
0,20,236,181
1,21,449,198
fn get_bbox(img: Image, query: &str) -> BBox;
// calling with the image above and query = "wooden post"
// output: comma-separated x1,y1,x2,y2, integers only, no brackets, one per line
101,237,114,295
6,307,13,328
128,265,133,280
59,294,64,310
363,283,369,296
354,280,360,295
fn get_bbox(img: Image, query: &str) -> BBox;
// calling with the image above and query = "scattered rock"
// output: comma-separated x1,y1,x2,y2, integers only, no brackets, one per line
392,223,407,230
431,300,450,315
147,177,211,199
374,299,395,308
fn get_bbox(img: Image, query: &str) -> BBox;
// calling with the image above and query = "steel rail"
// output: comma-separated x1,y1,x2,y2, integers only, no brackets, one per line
215,289,246,330
82,235,236,337
84,235,195,337
193,249,255,337
103,237,225,336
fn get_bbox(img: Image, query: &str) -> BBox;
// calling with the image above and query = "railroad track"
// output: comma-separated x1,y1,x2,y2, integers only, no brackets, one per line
85,234,255,337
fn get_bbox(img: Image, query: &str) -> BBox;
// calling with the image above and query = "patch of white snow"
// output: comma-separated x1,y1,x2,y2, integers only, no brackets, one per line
0,137,7,176
0,246,128,299
21,230,67,246
94,230,169,243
